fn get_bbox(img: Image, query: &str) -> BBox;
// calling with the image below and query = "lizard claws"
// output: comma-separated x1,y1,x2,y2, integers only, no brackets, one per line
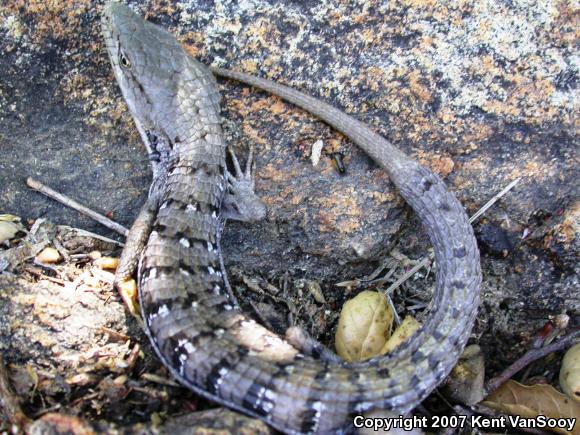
223,145,266,222
227,146,256,190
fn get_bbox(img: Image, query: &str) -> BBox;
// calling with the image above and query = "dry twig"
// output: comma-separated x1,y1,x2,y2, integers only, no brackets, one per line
485,329,580,395
27,177,128,237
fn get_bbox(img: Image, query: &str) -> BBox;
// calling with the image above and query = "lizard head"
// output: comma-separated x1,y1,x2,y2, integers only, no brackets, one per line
101,2,206,147
102,2,158,127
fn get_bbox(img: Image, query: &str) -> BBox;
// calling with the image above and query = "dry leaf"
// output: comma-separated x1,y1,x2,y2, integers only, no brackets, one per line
380,316,421,354
335,291,393,362
0,221,23,244
482,380,580,434
560,343,580,402
306,280,326,304
446,345,485,405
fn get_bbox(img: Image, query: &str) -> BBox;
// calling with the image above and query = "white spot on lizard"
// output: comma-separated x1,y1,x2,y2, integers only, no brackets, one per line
157,304,169,317
184,342,196,353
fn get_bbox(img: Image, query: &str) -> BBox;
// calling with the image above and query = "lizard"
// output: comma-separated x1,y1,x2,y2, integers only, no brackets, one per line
101,2,482,434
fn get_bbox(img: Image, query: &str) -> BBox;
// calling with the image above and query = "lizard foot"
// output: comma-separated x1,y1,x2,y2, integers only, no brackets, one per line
222,145,267,222
114,275,143,325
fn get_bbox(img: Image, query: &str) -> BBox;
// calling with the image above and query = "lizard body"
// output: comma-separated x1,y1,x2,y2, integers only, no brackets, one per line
102,3,482,434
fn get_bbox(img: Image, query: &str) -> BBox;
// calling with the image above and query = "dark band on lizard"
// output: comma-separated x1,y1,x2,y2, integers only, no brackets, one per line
101,3,481,434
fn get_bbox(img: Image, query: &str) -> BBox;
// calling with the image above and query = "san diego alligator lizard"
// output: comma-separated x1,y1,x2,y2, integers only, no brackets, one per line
102,3,482,434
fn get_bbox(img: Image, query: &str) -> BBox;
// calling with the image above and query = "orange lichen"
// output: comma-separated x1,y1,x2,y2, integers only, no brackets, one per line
368,191,395,203
181,32,206,58
416,151,455,177
260,163,301,184
147,0,176,18
461,156,493,177
399,0,437,8
1,0,92,43
239,59,259,75
316,187,363,233
245,18,282,51
408,70,433,103
241,124,268,147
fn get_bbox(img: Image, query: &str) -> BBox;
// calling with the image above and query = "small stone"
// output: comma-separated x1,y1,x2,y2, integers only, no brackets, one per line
36,247,61,264
88,250,102,260
94,256,119,270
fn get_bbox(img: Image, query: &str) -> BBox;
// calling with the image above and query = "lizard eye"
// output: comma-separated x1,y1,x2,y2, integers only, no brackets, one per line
119,51,131,69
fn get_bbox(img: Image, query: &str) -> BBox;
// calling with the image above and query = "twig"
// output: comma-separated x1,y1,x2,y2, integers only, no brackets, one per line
123,344,141,372
70,392,99,407
30,403,62,418
57,226,125,247
384,178,521,298
27,177,129,237
367,263,398,287
27,176,522,329
468,178,521,225
384,257,432,297
52,237,70,263
98,327,130,343
140,373,180,388
366,258,396,282
521,315,569,382
24,265,66,285
385,292,401,325
248,299,275,332
28,218,46,236
485,329,580,395
128,385,169,401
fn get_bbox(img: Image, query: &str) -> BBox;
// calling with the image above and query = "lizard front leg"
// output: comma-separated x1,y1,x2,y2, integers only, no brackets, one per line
219,147,337,362
114,201,157,318
218,146,267,304
221,145,266,223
